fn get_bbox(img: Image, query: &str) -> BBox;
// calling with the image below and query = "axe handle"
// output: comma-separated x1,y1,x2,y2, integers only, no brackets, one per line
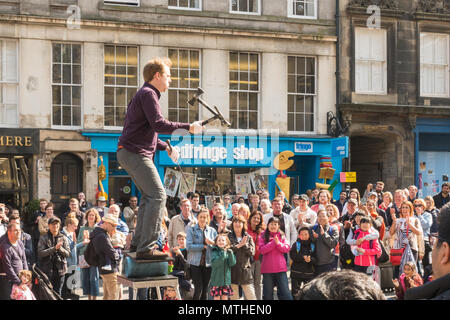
201,116,219,126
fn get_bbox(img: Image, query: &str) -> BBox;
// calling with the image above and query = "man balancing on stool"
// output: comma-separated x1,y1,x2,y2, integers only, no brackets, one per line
117,57,204,260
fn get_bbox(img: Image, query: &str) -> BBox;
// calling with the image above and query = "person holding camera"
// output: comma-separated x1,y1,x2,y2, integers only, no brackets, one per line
37,217,70,297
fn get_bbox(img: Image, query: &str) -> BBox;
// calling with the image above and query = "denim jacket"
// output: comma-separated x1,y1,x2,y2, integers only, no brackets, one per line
186,224,217,267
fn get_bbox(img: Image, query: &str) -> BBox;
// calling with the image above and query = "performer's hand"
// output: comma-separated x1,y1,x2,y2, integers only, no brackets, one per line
189,121,204,134
167,145,179,163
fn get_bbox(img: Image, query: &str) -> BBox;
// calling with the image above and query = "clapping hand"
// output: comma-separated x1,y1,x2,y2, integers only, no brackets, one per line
274,235,280,245
304,255,311,263
319,225,325,235
238,236,248,248
312,230,319,239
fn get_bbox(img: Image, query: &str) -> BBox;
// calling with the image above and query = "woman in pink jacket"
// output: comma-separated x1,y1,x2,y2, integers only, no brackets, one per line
258,216,293,300
352,217,382,274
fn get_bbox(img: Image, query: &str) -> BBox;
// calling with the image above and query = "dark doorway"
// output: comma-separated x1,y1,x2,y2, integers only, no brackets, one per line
350,136,385,194
50,153,83,218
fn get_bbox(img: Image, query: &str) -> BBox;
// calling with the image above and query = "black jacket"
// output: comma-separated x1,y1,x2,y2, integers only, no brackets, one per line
90,227,119,275
405,273,450,300
38,231,70,277
433,192,450,210
228,231,255,285
289,239,316,280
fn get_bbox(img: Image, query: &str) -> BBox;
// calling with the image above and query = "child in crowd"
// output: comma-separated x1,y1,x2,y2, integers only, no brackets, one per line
259,217,293,300
210,233,236,300
393,261,423,300
171,232,191,293
163,286,178,300
351,217,382,275
10,270,36,300
289,227,316,298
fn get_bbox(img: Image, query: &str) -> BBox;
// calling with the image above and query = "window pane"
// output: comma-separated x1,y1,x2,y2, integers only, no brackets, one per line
52,86,61,105
72,65,81,84
127,47,138,66
288,56,295,74
63,65,72,84
297,57,305,74
62,86,71,105
105,87,114,106
250,54,258,72
180,0,188,7
72,106,81,126
231,0,238,11
168,108,178,122
288,75,296,93
62,44,71,63
306,1,315,16
189,70,199,89
169,0,177,6
53,105,61,125
104,45,115,65
239,111,248,129
116,107,126,126
171,69,179,88
62,106,71,125
230,72,238,90
115,87,126,106
230,92,237,110
104,107,115,126
72,86,81,106
179,50,189,68
178,90,188,109
116,46,126,65
179,69,189,88
53,64,61,83
288,113,294,131
188,102,198,122
53,43,62,63
288,95,295,112
239,53,249,71
169,89,177,108
250,72,258,91
190,50,199,69
249,93,257,110
306,75,315,94
116,66,126,85
249,111,257,129
296,113,304,131
297,76,306,93
105,65,115,85
72,45,81,64
240,72,249,90
306,57,315,75
229,52,238,71
127,88,137,104
239,92,247,111
296,95,305,113
305,96,313,113
230,110,238,128
2,41,17,81
179,109,188,123
305,113,314,131
127,66,138,86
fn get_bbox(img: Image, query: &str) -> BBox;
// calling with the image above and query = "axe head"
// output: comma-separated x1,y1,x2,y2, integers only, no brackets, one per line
214,106,231,128
188,87,205,106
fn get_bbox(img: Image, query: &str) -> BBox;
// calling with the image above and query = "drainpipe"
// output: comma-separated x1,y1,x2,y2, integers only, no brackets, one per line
335,0,341,118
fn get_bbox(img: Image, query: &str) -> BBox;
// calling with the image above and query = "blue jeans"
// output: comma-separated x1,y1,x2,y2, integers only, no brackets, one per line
262,272,293,300
81,266,100,297
117,148,166,253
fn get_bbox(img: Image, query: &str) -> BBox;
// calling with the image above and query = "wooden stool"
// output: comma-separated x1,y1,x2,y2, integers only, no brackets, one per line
117,274,181,300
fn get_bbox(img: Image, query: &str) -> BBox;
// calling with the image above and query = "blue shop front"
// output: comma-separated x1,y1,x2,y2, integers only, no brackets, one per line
82,131,348,205
414,118,450,198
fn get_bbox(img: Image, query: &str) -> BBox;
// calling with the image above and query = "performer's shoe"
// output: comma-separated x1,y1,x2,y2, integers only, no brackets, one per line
136,248,169,260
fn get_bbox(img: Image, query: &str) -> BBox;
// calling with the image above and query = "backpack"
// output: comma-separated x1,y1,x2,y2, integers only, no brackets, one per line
84,239,101,267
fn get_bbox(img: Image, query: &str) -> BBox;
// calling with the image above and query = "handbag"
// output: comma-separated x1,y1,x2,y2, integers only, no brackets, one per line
378,241,389,264
390,221,409,266
78,254,90,269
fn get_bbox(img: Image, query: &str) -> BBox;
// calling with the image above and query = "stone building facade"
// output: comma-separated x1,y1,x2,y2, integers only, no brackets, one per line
338,0,450,195
0,0,340,212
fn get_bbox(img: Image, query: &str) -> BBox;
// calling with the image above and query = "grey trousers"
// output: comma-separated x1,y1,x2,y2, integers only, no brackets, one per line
117,148,166,253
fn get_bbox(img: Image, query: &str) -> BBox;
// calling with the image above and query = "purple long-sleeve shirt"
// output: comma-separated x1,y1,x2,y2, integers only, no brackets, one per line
118,82,190,159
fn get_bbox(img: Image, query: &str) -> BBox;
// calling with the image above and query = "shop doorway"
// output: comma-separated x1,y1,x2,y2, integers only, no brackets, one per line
350,136,384,194
50,153,83,217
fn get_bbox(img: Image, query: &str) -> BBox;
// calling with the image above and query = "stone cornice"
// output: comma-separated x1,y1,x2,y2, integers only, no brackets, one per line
338,103,450,117
0,13,337,42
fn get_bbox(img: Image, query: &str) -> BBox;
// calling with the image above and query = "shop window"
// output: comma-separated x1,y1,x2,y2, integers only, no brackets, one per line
420,33,449,97
0,39,18,127
52,43,82,127
287,56,316,132
230,0,260,15
354,27,387,95
104,44,139,128
288,0,317,19
168,0,201,10
229,52,259,129
168,49,200,123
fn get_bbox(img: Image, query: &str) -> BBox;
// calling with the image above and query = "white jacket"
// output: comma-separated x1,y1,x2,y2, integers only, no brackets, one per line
263,212,298,246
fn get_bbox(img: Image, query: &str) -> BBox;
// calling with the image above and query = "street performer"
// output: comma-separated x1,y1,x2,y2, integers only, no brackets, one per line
117,57,203,260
